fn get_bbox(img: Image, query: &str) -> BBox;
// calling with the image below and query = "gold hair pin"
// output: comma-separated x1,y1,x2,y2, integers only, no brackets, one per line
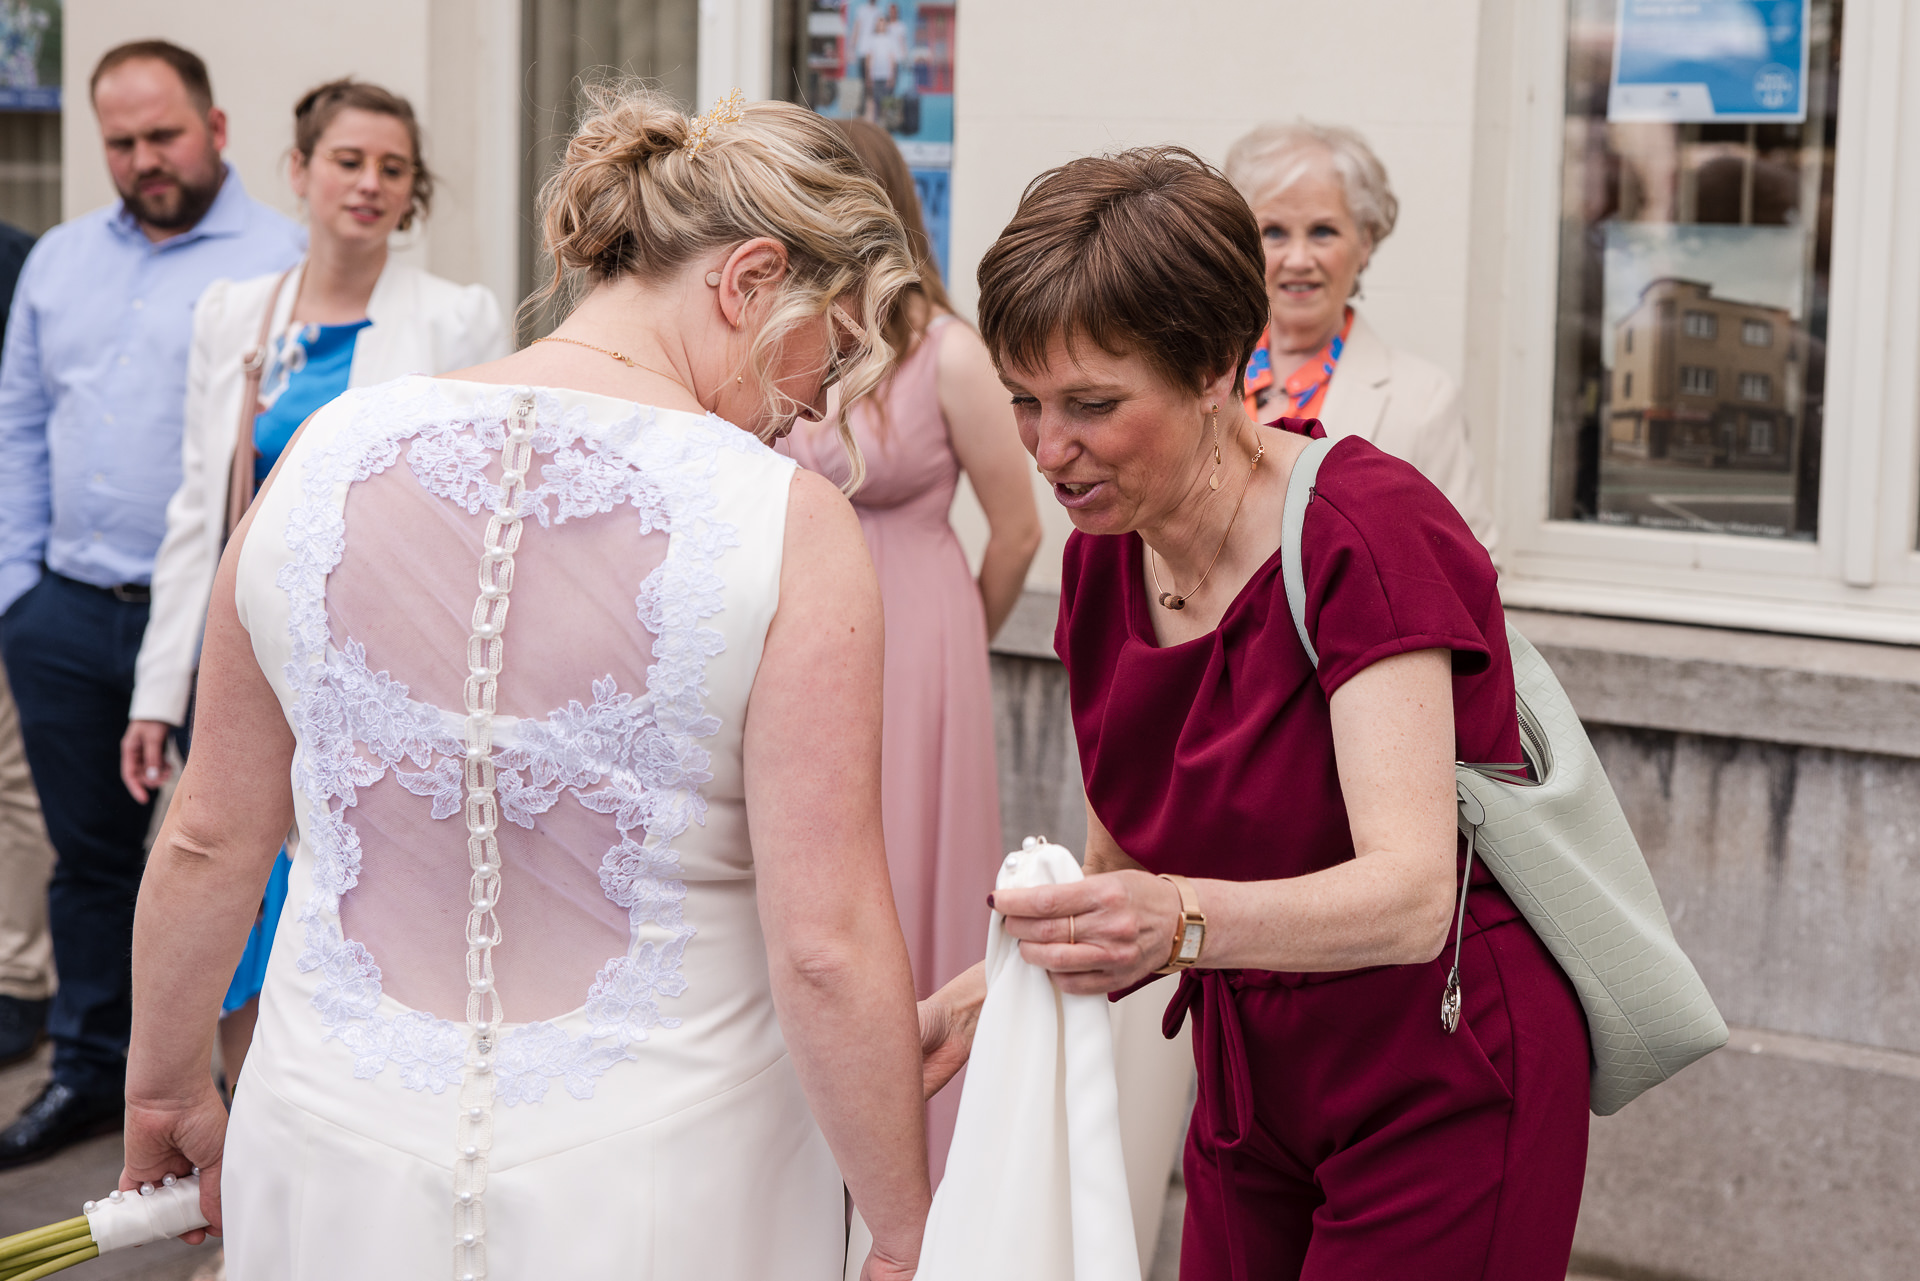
684,88,747,154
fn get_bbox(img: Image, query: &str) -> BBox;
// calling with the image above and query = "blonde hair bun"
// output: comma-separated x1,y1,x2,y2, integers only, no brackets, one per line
534,83,919,482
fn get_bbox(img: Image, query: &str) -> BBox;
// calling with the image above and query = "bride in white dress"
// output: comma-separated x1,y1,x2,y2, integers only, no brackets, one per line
116,88,931,1281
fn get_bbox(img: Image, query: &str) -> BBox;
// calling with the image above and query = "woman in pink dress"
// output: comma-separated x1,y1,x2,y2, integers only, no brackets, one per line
785,119,1041,1180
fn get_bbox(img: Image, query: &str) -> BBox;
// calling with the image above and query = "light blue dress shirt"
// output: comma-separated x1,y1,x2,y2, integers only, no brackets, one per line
0,164,305,614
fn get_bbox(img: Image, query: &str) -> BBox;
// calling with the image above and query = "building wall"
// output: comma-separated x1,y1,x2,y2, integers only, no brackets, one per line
62,0,521,314
1572,723,1920,1281
945,0,1490,589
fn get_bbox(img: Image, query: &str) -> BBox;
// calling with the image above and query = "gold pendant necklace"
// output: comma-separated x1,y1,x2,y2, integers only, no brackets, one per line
531,335,700,401
1148,421,1267,611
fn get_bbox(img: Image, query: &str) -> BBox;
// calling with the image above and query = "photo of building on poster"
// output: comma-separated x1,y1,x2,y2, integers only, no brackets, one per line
1597,221,1809,539
797,0,955,282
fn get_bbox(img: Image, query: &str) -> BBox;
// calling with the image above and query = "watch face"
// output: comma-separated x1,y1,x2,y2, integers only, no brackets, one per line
1179,922,1204,960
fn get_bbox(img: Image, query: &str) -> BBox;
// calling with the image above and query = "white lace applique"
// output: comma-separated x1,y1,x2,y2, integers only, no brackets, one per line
278,379,759,1103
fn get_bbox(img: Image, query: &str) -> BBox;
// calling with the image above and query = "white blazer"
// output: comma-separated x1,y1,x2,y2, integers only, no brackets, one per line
1316,310,1500,562
130,260,513,725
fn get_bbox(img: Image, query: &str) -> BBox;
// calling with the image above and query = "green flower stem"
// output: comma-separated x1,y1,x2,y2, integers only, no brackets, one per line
0,1236,93,1272
0,1221,89,1265
0,1243,100,1281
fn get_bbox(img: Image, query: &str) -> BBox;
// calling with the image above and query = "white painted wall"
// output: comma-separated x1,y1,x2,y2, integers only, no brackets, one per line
945,0,1489,590
62,0,520,312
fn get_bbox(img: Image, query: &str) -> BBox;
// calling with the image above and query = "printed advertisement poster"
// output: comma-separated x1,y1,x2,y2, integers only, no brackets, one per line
1608,0,1808,123
0,0,58,111
799,0,955,281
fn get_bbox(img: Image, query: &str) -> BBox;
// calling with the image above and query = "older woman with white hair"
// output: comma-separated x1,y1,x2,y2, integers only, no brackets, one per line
1224,120,1498,556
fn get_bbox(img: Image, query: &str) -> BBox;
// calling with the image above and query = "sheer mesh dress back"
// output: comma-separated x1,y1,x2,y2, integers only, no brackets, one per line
218,376,846,1281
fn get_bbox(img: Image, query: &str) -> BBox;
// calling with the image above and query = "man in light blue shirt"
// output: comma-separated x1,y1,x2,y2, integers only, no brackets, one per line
0,40,302,1168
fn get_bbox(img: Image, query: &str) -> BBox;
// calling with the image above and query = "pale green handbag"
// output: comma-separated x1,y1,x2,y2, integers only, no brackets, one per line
1279,436,1728,1115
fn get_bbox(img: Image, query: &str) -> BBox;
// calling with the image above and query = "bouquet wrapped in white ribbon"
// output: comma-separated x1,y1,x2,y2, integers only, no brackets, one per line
0,1173,209,1278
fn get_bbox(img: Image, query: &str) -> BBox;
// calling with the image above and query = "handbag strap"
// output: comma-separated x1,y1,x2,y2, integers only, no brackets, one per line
1277,431,1482,1035
1279,434,1337,669
223,265,298,544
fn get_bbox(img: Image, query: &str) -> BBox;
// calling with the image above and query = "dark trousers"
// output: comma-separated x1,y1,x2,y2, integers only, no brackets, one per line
1170,886,1592,1280
0,573,156,1098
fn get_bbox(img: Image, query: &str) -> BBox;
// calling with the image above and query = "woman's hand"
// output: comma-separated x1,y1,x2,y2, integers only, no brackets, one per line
995,869,1184,995
917,963,985,1099
119,1081,229,1244
119,720,174,803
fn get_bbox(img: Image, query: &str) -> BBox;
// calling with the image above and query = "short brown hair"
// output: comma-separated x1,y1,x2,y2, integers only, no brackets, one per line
293,79,434,231
91,40,213,115
976,146,1268,397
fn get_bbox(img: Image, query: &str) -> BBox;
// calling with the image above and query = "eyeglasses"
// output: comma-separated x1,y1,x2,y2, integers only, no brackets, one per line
821,307,862,393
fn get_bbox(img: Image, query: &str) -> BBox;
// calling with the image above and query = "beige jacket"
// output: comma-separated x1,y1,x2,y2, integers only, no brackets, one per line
1315,310,1499,561
129,260,512,725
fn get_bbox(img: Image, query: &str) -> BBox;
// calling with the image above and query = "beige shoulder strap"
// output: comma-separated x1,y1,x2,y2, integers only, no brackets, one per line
224,265,298,545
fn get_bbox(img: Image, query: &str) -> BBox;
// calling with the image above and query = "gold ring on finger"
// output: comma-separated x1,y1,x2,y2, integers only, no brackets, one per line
1068,914,1076,946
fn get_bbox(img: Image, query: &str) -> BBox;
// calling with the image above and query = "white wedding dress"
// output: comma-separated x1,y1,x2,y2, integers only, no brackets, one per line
220,377,844,1279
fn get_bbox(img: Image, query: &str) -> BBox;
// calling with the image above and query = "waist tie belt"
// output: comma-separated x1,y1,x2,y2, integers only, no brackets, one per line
1164,969,1260,1281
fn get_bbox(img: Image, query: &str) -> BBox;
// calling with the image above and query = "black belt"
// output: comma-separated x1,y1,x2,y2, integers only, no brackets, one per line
51,572,149,603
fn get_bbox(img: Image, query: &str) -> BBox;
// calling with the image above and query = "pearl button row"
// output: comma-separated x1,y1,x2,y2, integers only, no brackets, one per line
446,391,537,1281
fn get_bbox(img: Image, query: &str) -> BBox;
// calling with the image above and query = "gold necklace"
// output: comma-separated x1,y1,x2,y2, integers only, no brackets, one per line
1148,421,1267,611
532,335,699,399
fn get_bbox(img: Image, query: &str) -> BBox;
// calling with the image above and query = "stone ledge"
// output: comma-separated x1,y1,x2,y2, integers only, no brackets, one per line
992,584,1920,760
1509,608,1920,760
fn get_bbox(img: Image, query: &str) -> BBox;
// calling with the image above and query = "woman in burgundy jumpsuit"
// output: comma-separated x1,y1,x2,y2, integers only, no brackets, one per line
918,147,1591,1279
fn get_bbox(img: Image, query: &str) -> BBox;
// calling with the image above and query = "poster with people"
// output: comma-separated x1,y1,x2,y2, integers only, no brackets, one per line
0,0,58,111
796,0,955,280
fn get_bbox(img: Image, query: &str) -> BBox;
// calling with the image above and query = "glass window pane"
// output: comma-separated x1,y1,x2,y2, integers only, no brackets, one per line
1549,1,1840,541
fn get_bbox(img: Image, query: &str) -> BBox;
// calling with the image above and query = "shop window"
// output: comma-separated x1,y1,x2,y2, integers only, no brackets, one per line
1492,0,1920,638
1547,0,1839,543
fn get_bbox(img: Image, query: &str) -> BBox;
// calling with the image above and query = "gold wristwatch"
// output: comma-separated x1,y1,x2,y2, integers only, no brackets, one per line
1153,873,1206,974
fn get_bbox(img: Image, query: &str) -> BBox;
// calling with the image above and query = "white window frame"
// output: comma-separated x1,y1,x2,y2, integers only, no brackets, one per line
1480,0,1920,644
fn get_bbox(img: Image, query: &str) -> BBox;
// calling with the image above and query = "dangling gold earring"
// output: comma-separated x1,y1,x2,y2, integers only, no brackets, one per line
1207,404,1223,491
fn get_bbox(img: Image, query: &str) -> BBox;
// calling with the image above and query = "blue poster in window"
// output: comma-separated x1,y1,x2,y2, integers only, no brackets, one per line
1608,1,1808,123
800,0,956,278
0,0,60,112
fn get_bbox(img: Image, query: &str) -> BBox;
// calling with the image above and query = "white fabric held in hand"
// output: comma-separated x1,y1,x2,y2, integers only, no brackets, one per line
916,838,1140,1281
85,1176,211,1252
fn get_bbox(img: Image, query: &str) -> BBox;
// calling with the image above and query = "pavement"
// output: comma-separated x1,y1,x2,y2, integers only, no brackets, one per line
0,1045,219,1281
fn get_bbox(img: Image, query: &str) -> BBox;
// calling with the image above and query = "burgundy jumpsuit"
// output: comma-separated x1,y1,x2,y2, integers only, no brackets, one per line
1055,425,1591,1280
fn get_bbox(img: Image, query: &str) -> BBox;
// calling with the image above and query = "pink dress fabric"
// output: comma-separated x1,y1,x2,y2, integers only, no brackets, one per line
783,316,1003,1182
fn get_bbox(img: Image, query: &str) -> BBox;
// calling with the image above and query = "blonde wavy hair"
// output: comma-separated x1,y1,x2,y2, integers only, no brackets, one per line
531,84,918,490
